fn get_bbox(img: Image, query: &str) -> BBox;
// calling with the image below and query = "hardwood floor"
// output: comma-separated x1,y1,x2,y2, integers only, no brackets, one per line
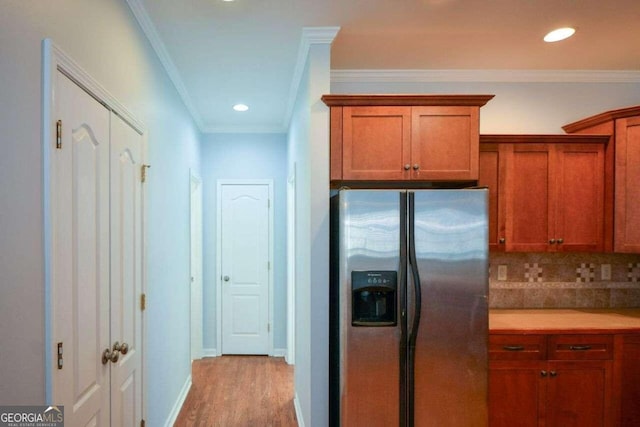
174,356,297,427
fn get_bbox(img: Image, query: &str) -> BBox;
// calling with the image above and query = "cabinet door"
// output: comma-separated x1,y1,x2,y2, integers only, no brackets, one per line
479,144,507,251
411,106,479,181
554,144,605,252
546,361,612,427
505,144,553,252
342,106,411,180
618,335,640,426
489,361,545,427
615,116,640,252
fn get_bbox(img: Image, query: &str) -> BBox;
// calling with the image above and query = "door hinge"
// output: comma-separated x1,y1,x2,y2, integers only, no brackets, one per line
57,342,63,369
141,164,151,183
268,261,271,270
140,293,146,311
56,120,62,149
268,199,270,208
140,420,145,427
268,323,270,333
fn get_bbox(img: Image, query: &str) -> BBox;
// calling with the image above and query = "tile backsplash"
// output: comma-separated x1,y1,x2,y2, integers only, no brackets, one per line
489,252,640,309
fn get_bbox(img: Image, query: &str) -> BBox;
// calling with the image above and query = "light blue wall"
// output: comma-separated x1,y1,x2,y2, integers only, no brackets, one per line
0,1,200,425
201,133,288,353
331,80,640,133
288,60,312,423
288,43,332,427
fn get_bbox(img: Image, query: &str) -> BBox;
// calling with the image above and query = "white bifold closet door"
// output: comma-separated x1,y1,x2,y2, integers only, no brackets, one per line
52,70,143,427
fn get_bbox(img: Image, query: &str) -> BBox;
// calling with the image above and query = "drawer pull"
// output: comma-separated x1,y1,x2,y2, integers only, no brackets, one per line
502,345,525,351
569,345,592,351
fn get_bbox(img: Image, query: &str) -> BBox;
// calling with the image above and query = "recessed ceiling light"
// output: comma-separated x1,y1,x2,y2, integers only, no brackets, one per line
544,27,576,43
233,103,249,112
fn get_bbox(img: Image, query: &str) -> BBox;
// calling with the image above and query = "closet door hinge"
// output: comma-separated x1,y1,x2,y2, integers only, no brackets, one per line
141,164,151,183
57,342,63,369
140,293,146,311
56,120,62,149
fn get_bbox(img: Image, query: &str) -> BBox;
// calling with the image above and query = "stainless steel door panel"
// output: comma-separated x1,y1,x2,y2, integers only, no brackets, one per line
411,190,489,427
338,190,402,426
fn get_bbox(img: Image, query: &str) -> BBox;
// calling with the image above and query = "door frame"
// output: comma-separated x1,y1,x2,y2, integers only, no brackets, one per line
216,179,274,356
42,39,148,416
286,164,296,365
190,170,203,361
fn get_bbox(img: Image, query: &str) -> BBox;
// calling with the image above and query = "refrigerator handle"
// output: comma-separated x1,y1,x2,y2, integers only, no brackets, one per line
407,192,422,427
399,192,408,427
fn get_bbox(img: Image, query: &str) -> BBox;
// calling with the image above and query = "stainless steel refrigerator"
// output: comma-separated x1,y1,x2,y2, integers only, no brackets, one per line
330,189,489,427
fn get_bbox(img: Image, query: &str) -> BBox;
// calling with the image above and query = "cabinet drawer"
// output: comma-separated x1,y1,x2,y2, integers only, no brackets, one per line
547,334,613,360
490,334,546,360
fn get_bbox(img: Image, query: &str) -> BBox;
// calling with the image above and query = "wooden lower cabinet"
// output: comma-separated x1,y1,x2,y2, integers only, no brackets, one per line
490,334,614,427
616,335,640,426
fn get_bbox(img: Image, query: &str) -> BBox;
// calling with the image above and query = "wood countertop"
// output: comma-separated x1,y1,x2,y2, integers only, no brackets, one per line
489,309,640,334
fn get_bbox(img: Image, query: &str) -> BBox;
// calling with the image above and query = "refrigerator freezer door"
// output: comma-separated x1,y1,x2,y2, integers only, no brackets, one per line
335,190,404,426
411,190,489,427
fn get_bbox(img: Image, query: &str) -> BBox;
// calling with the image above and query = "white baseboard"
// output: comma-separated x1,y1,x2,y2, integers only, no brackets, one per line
294,392,305,427
272,348,287,358
163,374,192,427
202,348,218,357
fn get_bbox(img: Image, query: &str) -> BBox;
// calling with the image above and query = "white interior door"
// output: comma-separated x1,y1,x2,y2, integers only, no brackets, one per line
190,172,203,360
52,70,143,426
109,113,143,426
220,183,271,355
53,70,111,426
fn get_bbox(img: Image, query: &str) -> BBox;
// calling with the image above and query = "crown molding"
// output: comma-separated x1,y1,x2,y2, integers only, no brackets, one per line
282,26,340,130
200,124,287,134
125,0,205,130
331,69,640,83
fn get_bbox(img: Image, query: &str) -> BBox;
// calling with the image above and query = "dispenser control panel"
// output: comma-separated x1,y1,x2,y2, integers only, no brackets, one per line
351,270,397,326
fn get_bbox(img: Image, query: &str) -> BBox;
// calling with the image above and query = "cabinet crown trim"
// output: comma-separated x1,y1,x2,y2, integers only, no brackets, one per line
480,134,610,144
562,105,640,133
321,94,494,107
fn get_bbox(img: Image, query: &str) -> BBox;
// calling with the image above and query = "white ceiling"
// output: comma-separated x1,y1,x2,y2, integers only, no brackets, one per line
128,0,640,133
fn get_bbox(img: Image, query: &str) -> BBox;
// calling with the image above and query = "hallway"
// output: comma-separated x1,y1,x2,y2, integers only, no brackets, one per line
174,356,297,426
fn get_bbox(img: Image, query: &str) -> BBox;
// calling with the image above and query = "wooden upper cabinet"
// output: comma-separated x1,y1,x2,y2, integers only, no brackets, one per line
563,106,640,253
322,94,493,186
479,144,507,251
342,106,411,181
479,135,609,253
555,144,606,252
411,106,480,181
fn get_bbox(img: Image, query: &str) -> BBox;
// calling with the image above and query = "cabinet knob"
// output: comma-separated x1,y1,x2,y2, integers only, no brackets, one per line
557,238,564,244
540,370,547,377
499,238,505,244
550,371,557,377
549,238,556,244
404,164,411,171
412,164,420,170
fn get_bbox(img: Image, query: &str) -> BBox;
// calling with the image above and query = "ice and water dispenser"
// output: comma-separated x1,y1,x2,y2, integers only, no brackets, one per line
351,271,397,326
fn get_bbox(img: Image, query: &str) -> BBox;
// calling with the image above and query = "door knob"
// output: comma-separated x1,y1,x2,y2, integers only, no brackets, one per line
549,238,556,244
412,164,420,170
499,238,506,244
404,164,411,171
223,275,230,282
114,341,129,355
557,238,564,244
102,348,119,365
